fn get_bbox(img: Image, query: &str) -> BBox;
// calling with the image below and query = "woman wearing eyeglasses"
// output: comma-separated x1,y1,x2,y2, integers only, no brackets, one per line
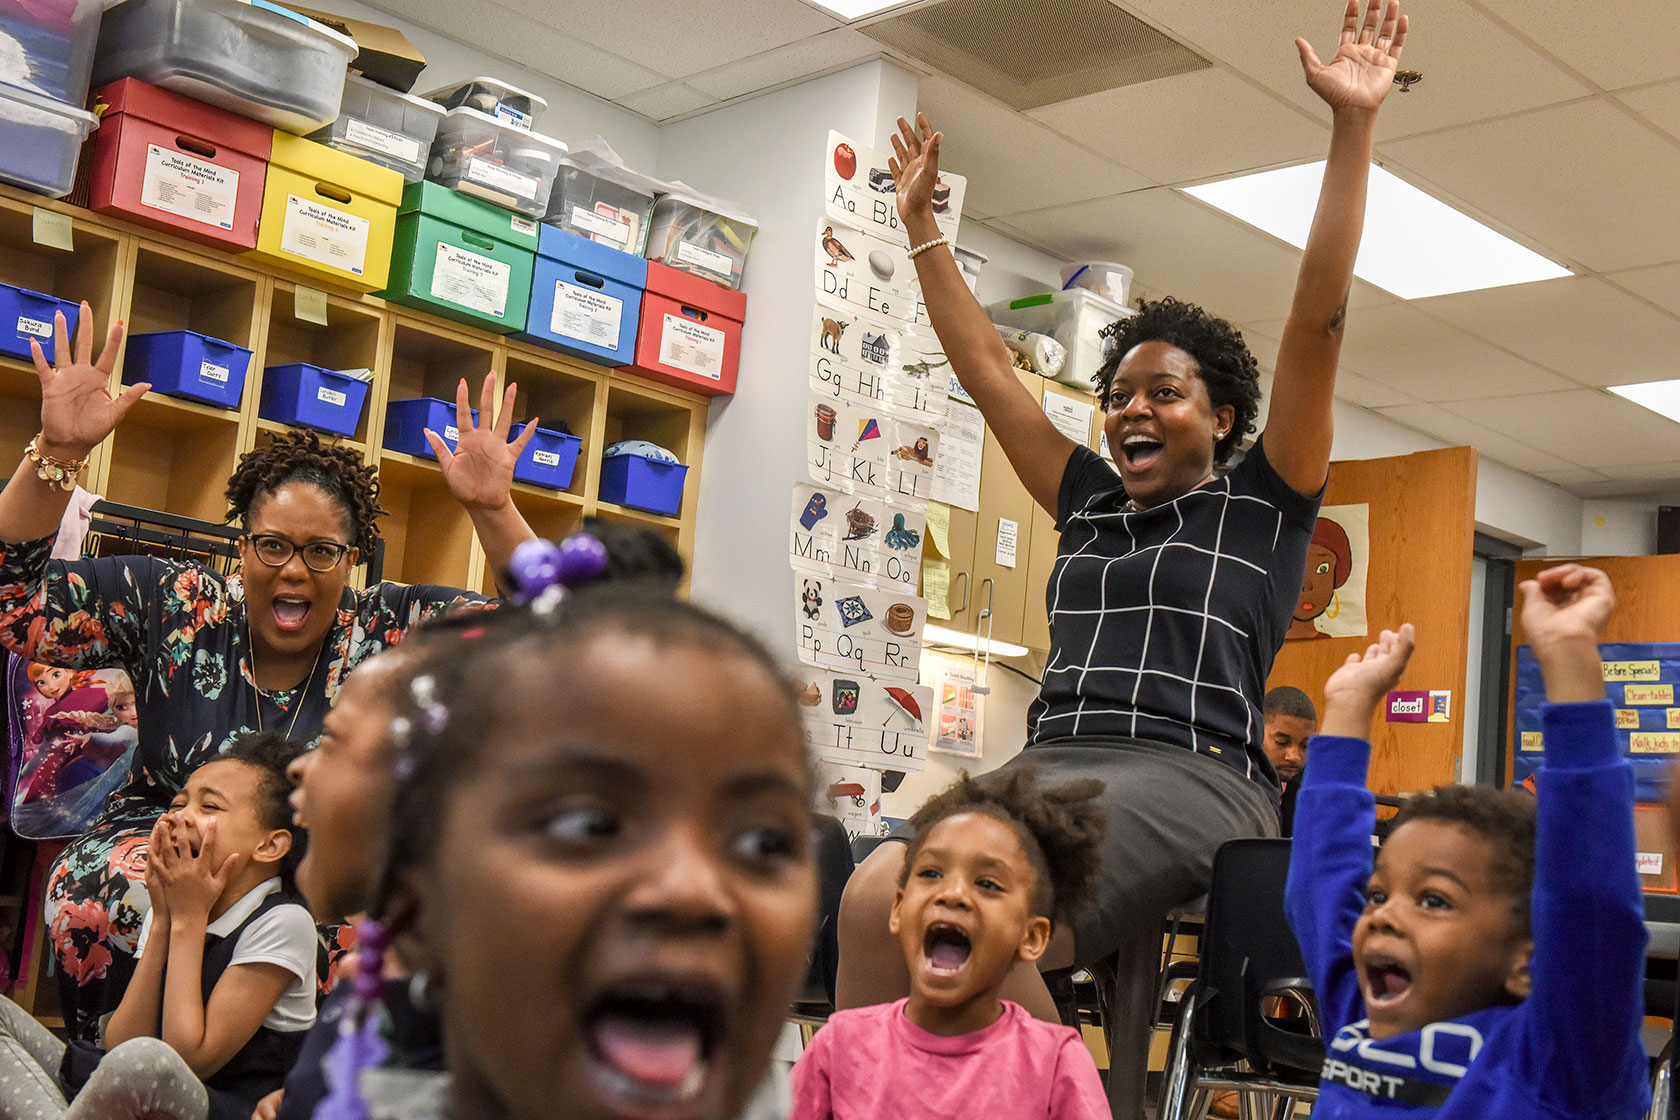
0,310,537,1040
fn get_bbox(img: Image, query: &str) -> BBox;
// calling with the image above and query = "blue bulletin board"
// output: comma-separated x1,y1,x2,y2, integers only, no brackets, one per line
1514,642,1680,801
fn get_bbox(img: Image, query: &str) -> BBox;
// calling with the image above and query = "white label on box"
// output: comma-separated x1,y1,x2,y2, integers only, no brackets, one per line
995,517,1018,568
551,281,622,346
444,424,460,443
343,118,422,165
1638,852,1665,876
570,205,629,245
279,194,371,276
199,361,229,383
493,104,532,129
140,144,239,231
510,215,538,237
316,386,348,407
533,449,560,467
676,240,734,279
431,242,511,318
16,316,51,338
466,158,538,202
658,314,726,380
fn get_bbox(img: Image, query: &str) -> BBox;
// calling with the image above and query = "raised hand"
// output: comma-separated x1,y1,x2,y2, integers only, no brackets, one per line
427,372,534,512
1520,565,1615,705
31,304,140,460
888,113,943,233
1319,624,1416,737
1297,0,1408,116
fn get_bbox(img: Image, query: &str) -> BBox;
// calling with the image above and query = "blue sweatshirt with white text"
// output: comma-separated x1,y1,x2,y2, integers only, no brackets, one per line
1285,701,1649,1118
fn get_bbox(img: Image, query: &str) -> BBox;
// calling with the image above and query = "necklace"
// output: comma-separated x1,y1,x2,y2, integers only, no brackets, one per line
246,615,328,741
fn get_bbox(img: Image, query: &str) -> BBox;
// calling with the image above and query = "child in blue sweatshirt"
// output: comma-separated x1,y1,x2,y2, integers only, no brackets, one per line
1286,563,1649,1118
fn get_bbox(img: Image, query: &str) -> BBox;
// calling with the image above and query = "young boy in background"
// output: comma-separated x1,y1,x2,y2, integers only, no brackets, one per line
1286,564,1649,1117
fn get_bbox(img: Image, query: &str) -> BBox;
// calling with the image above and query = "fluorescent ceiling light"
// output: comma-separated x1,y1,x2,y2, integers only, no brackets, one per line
1180,162,1570,300
1609,380,1680,424
802,0,909,19
922,624,1030,659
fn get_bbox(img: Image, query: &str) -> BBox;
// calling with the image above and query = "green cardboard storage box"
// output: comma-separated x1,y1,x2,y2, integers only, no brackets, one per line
380,180,539,333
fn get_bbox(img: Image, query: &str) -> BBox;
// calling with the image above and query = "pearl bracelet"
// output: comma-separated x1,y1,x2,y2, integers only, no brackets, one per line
906,236,950,260
24,435,87,492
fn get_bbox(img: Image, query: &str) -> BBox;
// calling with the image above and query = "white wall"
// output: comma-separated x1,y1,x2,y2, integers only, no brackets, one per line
1581,499,1658,556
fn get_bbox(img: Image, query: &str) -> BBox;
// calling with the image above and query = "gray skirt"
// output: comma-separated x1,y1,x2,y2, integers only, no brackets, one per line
889,736,1278,966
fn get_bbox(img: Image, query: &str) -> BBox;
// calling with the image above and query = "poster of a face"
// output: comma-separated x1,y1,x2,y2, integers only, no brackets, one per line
1287,503,1369,640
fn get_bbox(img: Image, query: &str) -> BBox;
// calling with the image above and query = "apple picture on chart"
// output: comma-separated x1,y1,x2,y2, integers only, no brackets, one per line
834,143,857,180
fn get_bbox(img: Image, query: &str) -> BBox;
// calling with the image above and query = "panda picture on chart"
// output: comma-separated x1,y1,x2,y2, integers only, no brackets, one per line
802,579,823,620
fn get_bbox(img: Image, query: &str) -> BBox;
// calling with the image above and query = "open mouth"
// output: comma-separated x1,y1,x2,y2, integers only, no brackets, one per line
584,981,728,1118
1120,435,1165,472
272,596,312,634
923,923,973,974
1363,958,1413,1006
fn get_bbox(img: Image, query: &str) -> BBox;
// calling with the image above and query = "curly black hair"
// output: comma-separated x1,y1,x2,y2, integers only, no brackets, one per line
1388,785,1536,935
899,764,1105,925
1094,296,1264,466
216,730,309,889
224,430,385,556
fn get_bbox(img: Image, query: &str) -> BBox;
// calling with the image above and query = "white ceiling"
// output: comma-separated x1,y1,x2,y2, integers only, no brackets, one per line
372,0,1680,501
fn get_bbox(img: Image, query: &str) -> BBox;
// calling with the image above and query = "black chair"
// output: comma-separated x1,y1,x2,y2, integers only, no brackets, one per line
1157,838,1323,1120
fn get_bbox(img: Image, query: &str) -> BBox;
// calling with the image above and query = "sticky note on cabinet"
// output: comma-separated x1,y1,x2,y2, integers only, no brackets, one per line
32,208,73,251
294,286,330,326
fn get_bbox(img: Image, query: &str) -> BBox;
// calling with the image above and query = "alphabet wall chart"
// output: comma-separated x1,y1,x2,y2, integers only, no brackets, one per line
795,130,970,816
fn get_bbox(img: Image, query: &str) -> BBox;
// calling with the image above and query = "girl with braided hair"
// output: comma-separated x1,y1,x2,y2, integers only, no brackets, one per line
0,311,537,1037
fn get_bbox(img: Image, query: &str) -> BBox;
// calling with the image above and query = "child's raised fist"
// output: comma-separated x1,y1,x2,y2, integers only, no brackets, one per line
1519,564,1615,652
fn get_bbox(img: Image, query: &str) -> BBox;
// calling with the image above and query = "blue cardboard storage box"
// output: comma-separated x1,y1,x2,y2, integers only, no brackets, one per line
600,450,687,516
514,224,645,366
384,397,478,459
122,330,250,409
260,363,370,436
0,282,78,361
509,422,581,490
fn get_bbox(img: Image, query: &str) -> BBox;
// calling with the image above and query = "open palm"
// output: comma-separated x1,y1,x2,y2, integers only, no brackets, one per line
32,305,141,457
427,373,533,511
888,113,942,228
1297,0,1408,115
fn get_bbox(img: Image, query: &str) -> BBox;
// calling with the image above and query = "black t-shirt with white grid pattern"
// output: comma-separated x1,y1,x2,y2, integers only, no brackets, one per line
1026,438,1321,792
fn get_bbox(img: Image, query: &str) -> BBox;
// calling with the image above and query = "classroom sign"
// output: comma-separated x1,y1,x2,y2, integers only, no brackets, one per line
1514,641,1680,800
807,398,939,507
789,485,924,593
796,669,930,773
810,300,949,425
825,130,966,247
815,218,928,328
794,575,924,684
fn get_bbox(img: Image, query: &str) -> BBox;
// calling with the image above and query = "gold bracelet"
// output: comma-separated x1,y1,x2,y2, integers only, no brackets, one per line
24,435,87,492
906,237,950,260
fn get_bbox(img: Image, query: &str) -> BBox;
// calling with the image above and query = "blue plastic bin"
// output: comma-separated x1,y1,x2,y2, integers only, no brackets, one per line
0,281,78,361
383,397,478,459
122,330,250,409
514,225,645,365
600,450,688,516
509,422,581,490
260,363,370,436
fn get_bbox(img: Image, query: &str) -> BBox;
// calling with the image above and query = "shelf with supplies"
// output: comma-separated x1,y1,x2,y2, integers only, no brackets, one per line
0,182,710,592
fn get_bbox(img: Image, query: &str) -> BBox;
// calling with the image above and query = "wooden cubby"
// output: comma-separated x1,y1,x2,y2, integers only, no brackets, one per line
251,283,387,452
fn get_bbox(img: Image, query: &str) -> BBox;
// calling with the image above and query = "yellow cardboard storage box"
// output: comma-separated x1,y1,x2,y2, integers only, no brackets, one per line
244,131,402,291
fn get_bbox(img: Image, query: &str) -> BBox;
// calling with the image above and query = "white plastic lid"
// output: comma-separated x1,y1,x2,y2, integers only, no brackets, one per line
421,76,549,116
248,0,358,56
436,107,568,157
343,73,446,118
0,83,99,129
654,188,758,230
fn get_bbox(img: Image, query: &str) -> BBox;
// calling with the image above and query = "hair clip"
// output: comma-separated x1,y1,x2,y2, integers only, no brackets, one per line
505,533,610,606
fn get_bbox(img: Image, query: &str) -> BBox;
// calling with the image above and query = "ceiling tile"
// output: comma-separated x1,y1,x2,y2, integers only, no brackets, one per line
1333,303,1575,401
684,30,880,100
616,83,720,122
917,75,1153,218
1380,100,1680,272
994,187,1391,325
1536,466,1611,488
1606,461,1680,483
1028,68,1326,186
494,0,839,77
1472,0,1680,90
1369,402,1578,474
1609,263,1680,317
1570,477,1680,500
1438,390,1680,469
1617,80,1680,142
1415,276,1680,388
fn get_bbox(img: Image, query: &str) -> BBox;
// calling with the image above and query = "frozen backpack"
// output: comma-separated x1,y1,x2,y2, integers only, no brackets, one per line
5,655,139,840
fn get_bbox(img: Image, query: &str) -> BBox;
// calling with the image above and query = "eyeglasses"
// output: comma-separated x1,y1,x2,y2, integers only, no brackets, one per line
244,533,352,573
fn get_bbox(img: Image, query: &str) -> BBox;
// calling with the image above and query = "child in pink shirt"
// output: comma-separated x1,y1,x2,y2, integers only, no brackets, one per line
792,766,1110,1119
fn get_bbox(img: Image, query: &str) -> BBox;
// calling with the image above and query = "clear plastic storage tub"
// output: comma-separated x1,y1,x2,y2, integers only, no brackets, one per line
308,74,445,183
0,84,97,198
92,0,356,134
644,190,757,291
422,77,545,131
546,155,657,254
426,106,566,218
0,0,111,104
987,289,1132,388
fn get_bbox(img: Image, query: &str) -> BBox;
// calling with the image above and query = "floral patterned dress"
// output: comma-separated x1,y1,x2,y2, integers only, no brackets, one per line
0,534,483,1038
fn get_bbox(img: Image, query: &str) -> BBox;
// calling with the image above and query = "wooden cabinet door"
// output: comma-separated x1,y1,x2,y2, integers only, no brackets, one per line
1023,379,1102,651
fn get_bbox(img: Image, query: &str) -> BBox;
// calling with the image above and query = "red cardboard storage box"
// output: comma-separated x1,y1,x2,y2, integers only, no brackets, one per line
620,261,745,397
84,79,272,251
